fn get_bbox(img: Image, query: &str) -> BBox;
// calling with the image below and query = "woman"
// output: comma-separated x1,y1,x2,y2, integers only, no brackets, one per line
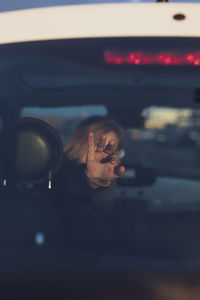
54,116,125,219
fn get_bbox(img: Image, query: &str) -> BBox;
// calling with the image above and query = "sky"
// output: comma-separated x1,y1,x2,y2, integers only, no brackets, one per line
0,0,199,13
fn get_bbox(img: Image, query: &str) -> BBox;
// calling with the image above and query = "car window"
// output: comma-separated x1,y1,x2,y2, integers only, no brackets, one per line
21,103,200,213
118,105,200,212
22,105,107,143
2,36,200,268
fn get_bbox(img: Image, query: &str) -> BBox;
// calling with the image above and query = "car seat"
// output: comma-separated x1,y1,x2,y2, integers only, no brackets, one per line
0,117,109,263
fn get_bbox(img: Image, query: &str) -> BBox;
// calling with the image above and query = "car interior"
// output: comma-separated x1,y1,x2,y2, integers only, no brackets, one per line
1,37,200,298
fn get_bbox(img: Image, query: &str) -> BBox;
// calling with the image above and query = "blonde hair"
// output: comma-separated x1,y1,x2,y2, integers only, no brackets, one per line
64,116,124,163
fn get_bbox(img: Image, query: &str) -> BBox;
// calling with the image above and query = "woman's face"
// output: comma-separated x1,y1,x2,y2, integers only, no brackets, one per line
80,131,119,163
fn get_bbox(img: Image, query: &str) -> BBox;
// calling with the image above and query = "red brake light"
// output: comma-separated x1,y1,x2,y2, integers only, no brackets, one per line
104,51,200,66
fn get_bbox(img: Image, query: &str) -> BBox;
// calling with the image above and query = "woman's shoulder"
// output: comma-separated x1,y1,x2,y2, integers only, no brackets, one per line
59,155,78,172
53,155,84,190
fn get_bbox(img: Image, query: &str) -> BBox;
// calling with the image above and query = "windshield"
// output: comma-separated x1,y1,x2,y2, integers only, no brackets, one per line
1,37,200,275
22,103,200,210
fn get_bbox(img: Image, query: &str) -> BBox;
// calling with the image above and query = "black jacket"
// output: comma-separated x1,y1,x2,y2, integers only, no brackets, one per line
50,156,117,249
52,156,115,220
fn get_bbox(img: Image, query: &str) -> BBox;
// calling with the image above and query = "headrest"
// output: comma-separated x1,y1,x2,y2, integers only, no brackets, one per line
15,117,63,184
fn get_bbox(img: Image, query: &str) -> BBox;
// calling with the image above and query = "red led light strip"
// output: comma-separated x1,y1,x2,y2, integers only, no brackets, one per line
104,51,200,66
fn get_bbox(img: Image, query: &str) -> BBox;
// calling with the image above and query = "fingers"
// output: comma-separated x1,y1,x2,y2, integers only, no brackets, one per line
110,154,120,165
95,135,116,155
104,139,116,155
96,134,106,153
87,132,95,161
114,165,125,177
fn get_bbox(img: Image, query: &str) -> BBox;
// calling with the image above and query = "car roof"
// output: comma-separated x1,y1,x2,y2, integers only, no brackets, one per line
0,3,199,44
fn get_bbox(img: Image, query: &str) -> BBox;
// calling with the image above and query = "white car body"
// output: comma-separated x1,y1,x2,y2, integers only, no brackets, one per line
0,3,199,44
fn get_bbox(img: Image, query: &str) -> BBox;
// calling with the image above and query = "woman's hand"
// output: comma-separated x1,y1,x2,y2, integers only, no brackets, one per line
85,132,125,186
